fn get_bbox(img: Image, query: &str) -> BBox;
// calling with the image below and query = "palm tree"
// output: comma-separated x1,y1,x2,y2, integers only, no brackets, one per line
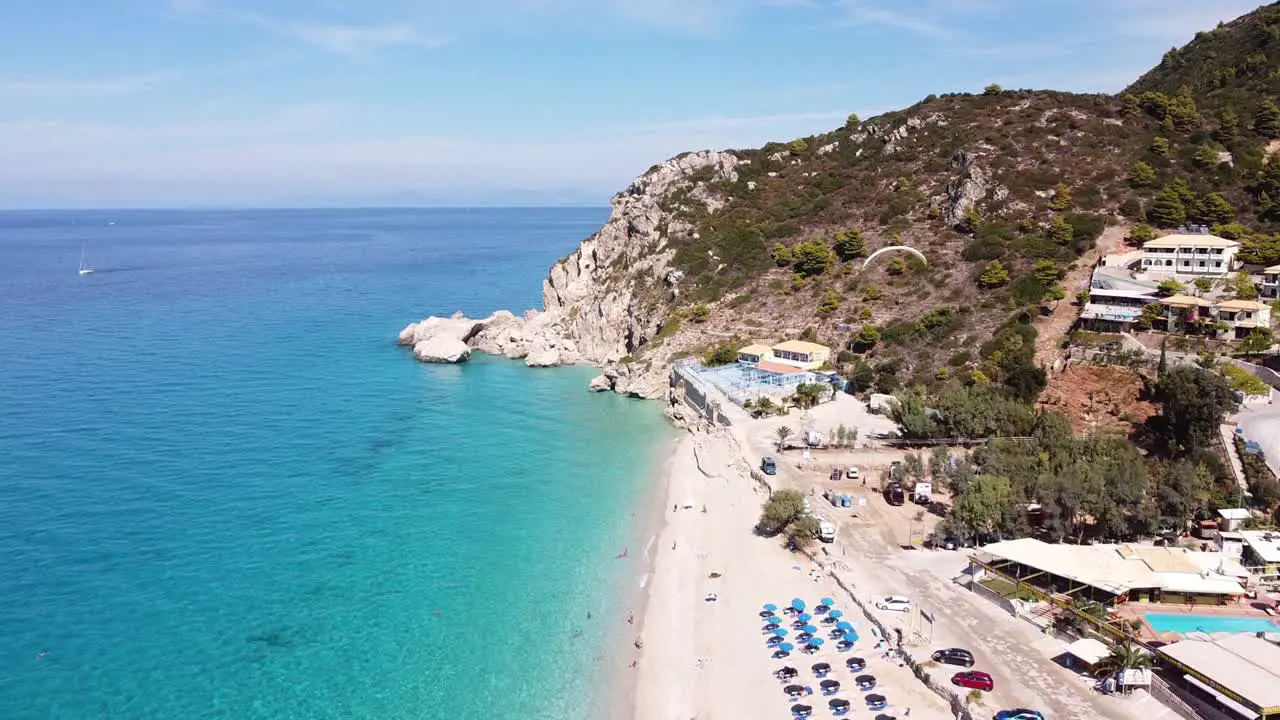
1092,641,1153,685
775,425,793,451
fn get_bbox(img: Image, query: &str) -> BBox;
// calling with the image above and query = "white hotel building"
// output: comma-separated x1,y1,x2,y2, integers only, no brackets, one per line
1140,233,1239,276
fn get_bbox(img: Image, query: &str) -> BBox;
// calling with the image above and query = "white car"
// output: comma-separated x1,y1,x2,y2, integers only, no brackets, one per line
847,466,860,480
875,595,912,612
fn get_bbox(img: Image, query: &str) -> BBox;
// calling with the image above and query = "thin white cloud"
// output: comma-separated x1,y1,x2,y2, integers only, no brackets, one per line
172,1,445,58
833,1,952,38
0,72,174,99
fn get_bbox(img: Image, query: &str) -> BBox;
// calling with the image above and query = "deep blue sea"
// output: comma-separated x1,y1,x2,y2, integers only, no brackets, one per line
0,208,672,720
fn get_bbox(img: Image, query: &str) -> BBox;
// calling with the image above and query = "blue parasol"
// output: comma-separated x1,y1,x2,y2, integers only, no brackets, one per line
773,628,789,637
821,597,834,606
791,598,806,611
845,630,859,643
764,603,778,612
828,610,843,619
837,621,854,631
765,616,781,625
779,642,794,652
809,637,825,646
802,625,818,633
798,613,813,623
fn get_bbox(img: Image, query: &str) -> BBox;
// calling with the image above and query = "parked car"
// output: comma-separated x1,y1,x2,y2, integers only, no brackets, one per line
846,466,860,480
884,482,905,506
994,710,1044,720
932,648,975,667
939,536,959,550
874,595,912,612
951,671,993,691
761,457,777,475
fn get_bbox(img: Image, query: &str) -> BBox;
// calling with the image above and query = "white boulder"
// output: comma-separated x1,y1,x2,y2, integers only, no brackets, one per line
397,323,418,346
413,335,472,363
588,375,613,392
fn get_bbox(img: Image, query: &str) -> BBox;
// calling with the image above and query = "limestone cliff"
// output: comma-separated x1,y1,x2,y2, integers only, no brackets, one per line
397,150,740,397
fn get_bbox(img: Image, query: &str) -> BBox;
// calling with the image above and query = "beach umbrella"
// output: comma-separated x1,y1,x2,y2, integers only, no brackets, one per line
779,642,794,653
844,630,859,643
802,624,818,634
820,679,840,693
797,632,813,643
856,674,877,691
764,603,778,612
767,636,783,647
810,636,825,646
798,613,813,623
811,662,832,676
829,610,843,619
773,628,789,637
846,657,866,672
791,598,806,611
865,694,887,710
821,597,834,606
837,621,854,632
784,684,805,697
777,666,798,679
790,704,813,718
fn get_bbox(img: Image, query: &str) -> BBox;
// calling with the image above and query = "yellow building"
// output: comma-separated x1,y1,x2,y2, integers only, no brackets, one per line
769,340,831,370
736,344,772,364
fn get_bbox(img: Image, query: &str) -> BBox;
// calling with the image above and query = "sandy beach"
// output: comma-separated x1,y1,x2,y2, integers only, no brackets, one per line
627,421,953,720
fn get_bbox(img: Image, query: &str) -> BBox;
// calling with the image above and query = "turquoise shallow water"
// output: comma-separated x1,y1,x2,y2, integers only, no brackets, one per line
0,209,672,719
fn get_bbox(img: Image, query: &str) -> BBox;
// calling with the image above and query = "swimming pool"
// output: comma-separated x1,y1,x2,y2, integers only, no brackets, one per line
1144,612,1280,635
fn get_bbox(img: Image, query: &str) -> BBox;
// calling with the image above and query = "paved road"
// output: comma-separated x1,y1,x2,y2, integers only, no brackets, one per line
1235,399,1280,477
828,496,1182,720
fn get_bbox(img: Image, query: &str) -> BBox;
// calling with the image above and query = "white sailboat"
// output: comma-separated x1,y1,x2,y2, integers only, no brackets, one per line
78,244,95,276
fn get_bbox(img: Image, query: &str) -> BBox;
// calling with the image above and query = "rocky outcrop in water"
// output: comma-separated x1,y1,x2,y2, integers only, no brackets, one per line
397,150,738,396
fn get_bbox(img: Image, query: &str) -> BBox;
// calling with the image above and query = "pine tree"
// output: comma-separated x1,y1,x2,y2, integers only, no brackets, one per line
1129,161,1157,187
1151,137,1172,158
1149,185,1188,228
1048,182,1072,210
1255,100,1280,138
1047,216,1074,245
833,229,867,260
1193,192,1235,226
1213,108,1240,143
1193,143,1222,168
977,261,1010,289
1033,260,1061,286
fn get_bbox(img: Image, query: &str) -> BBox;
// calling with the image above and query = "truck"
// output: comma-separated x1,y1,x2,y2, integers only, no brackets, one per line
913,481,933,505
817,518,837,543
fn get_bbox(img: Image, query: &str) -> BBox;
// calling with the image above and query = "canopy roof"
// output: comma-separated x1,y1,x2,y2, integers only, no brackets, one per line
1159,636,1280,714
1063,638,1110,665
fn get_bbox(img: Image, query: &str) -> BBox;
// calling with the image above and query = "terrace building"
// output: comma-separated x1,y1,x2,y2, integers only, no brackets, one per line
1261,265,1280,299
1140,233,1239,276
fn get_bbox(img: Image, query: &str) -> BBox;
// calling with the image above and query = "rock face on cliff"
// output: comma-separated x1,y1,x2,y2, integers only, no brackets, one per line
396,150,740,396
541,150,740,364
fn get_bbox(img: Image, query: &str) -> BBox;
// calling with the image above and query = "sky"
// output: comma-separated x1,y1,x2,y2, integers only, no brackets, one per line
0,0,1266,208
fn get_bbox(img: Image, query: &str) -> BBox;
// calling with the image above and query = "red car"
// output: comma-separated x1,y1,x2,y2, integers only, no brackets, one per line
951,671,994,691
